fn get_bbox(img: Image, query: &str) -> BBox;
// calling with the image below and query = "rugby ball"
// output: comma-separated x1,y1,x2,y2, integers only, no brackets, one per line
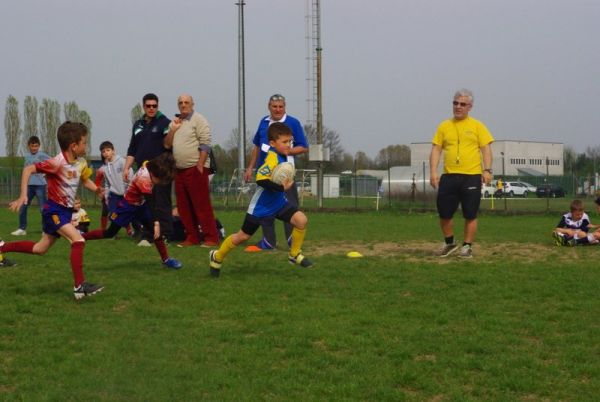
271,162,295,185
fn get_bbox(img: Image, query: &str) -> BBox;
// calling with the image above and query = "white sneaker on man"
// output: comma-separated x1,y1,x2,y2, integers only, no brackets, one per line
11,229,26,236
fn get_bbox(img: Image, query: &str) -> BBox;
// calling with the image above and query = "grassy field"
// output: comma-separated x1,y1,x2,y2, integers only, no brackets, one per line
1,208,599,401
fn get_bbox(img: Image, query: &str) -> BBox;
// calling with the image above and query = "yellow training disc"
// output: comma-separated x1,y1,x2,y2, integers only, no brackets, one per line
346,251,363,258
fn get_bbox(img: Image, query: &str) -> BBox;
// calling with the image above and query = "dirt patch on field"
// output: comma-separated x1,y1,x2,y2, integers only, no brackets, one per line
309,240,577,264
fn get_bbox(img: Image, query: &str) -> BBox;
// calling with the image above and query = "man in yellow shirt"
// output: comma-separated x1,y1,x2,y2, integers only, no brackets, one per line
429,89,494,258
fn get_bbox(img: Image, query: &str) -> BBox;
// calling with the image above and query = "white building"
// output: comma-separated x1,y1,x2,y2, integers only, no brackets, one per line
410,140,564,177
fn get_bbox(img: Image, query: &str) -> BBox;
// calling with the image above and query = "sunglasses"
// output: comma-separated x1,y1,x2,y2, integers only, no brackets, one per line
144,104,158,109
269,94,286,102
452,101,470,107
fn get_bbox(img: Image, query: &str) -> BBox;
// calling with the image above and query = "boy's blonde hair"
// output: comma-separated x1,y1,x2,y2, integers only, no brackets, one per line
570,199,584,211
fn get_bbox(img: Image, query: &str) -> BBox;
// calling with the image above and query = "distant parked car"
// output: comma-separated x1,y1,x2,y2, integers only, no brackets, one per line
481,182,496,198
536,184,566,198
517,181,537,193
502,181,529,197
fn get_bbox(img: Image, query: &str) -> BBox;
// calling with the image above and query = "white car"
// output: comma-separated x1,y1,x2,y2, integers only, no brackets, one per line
481,182,496,198
502,181,529,197
517,181,537,193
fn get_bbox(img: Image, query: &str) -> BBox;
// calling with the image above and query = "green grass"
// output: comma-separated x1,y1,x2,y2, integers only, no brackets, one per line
1,209,600,401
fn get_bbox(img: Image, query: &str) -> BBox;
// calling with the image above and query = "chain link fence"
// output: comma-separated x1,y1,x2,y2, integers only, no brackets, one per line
1,166,597,214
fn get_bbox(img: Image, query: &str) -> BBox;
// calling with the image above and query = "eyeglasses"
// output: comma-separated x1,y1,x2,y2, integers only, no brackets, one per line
269,94,286,102
453,101,471,107
144,104,158,109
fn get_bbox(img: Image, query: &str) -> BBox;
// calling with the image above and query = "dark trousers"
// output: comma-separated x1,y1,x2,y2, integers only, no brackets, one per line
143,181,173,239
259,182,299,248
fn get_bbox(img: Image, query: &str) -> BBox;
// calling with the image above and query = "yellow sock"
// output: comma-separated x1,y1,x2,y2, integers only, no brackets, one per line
289,227,306,257
215,235,236,261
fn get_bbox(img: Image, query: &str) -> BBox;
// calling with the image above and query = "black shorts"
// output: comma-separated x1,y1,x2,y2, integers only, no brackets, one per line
436,174,481,220
241,204,299,236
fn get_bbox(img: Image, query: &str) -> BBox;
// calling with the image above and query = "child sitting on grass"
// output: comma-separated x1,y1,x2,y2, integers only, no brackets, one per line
1,121,104,299
209,122,313,277
83,152,183,269
71,197,91,234
552,199,600,246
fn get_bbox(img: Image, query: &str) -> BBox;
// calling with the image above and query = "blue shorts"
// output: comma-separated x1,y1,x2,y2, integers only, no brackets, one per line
42,200,74,237
109,199,151,228
108,193,125,214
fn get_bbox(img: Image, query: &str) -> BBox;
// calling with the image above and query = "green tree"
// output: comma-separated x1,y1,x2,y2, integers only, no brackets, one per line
211,144,230,180
563,146,577,175
374,144,411,168
22,95,39,155
4,95,21,159
131,103,143,124
39,98,61,155
79,110,92,155
336,152,355,173
354,151,373,170
63,101,80,122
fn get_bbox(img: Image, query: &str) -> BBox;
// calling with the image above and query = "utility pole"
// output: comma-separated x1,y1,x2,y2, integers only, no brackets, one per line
315,0,324,208
236,1,247,181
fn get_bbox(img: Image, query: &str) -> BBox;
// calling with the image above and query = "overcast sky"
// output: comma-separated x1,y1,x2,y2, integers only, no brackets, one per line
1,0,599,160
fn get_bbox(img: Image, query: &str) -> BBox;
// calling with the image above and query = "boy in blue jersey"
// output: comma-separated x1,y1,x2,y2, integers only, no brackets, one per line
209,122,313,277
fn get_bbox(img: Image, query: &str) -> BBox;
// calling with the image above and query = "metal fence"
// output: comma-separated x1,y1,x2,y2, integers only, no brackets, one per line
1,166,596,214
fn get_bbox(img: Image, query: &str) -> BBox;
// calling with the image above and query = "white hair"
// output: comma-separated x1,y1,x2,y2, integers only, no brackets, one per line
454,88,473,103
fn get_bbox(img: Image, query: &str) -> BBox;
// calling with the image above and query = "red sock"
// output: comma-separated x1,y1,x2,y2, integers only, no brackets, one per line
71,241,85,287
2,241,35,254
101,216,108,231
83,229,105,240
154,238,169,261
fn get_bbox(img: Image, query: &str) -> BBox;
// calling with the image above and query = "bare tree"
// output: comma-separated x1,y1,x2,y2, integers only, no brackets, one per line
304,123,346,163
221,128,252,175
303,124,317,145
79,110,92,155
131,103,143,124
4,95,21,159
225,127,253,155
22,95,39,155
39,98,61,155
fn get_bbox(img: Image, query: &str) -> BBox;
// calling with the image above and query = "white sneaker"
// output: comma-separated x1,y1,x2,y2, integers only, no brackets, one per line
459,244,473,258
137,239,152,247
11,229,26,236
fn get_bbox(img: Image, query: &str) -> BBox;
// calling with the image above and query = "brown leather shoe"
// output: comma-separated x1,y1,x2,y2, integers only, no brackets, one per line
177,240,199,248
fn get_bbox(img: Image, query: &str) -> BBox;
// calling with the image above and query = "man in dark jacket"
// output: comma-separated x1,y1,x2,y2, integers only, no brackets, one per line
124,93,173,245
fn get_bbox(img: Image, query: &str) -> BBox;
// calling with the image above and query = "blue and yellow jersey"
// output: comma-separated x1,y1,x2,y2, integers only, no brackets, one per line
247,149,288,217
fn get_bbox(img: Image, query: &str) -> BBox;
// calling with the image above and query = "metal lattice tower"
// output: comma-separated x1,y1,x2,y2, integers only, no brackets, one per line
305,0,318,137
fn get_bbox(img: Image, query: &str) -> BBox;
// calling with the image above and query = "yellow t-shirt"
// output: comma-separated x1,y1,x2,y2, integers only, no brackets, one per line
432,116,494,174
